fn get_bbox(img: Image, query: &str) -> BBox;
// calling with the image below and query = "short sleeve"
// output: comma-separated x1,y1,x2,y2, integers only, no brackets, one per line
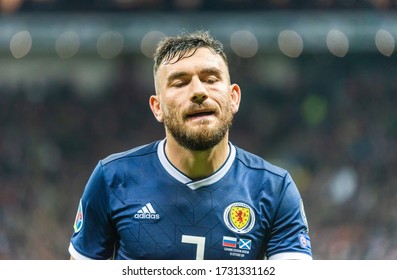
69,162,116,259
266,173,312,260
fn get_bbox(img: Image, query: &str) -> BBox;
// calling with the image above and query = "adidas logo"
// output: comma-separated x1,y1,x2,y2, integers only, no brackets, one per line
134,203,160,220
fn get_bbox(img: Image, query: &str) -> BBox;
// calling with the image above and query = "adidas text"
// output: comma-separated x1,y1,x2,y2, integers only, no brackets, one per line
134,213,160,219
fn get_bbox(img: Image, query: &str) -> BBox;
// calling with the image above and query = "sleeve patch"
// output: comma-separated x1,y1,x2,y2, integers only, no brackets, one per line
73,199,84,233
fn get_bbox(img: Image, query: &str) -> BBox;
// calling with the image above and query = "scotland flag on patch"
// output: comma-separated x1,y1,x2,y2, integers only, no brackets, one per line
238,238,252,250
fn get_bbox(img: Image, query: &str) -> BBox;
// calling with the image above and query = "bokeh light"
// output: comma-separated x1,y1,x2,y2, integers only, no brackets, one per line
10,30,32,58
230,30,258,58
55,31,80,59
326,29,349,57
140,31,166,58
278,30,304,58
97,31,124,59
375,29,395,57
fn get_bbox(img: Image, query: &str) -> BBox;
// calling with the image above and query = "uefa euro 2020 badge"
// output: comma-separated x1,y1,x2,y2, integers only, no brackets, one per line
73,199,84,233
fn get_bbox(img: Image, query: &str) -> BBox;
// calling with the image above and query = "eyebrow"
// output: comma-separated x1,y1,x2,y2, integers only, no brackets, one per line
166,67,223,83
166,71,189,84
200,67,223,78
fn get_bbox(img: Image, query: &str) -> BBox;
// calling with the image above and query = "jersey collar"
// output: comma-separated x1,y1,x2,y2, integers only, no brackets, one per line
157,138,236,190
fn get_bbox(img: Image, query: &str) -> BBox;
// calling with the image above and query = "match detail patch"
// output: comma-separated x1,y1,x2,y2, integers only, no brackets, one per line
300,199,309,232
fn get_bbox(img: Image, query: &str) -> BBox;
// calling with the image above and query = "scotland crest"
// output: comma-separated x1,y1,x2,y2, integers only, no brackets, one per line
223,202,255,234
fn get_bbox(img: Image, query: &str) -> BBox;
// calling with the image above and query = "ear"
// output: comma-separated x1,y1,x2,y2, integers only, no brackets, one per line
149,95,163,122
229,83,241,114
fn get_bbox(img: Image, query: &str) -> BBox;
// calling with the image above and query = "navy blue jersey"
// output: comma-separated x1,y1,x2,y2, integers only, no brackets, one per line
69,139,312,260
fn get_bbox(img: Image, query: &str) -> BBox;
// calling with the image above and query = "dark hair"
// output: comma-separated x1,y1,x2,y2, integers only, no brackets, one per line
153,30,227,75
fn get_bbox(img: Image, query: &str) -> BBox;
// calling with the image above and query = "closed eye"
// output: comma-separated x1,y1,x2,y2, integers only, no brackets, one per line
167,71,190,88
205,76,219,84
171,80,188,88
200,67,222,84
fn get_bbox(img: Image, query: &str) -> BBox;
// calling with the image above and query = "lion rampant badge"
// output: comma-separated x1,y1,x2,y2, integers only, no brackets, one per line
223,202,255,234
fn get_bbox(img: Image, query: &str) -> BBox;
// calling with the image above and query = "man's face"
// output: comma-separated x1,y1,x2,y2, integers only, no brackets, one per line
150,47,241,151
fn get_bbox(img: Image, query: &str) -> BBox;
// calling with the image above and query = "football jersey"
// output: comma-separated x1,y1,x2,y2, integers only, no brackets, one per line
69,139,312,260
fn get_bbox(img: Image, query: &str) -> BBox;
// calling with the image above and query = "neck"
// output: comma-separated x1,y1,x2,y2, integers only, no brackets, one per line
164,136,230,179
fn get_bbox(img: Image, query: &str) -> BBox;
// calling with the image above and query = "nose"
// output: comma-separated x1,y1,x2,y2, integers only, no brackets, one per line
190,77,208,104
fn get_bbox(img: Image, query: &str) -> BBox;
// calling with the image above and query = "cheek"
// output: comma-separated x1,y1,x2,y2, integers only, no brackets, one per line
162,101,180,119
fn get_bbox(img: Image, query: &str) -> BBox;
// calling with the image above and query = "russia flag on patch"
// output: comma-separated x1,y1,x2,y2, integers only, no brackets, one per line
222,236,237,248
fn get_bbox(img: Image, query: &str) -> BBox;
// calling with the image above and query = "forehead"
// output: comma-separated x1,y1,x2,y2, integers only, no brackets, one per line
158,47,227,76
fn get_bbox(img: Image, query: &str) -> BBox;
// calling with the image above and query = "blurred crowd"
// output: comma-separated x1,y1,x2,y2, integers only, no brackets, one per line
1,48,397,259
1,0,397,14
232,52,397,259
0,54,161,259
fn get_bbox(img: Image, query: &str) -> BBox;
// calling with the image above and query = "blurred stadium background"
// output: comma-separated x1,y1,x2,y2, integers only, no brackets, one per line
1,0,397,259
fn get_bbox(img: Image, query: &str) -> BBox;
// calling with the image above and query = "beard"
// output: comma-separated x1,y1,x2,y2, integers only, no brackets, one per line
163,105,234,151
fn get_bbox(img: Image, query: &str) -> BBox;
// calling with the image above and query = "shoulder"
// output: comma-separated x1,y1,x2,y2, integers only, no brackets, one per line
100,141,159,166
233,145,288,179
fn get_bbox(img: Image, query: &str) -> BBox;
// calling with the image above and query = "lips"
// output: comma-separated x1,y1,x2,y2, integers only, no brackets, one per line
188,111,214,117
185,109,215,119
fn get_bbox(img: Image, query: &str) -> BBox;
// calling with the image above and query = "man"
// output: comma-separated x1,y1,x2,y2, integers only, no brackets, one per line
68,30,312,260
